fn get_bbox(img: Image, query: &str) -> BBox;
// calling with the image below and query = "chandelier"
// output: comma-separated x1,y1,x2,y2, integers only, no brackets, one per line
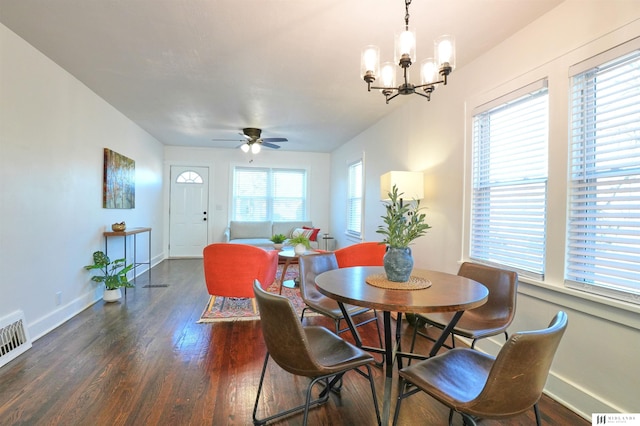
360,0,455,104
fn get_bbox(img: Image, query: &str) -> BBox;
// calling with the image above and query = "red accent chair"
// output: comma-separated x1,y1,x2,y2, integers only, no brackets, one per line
203,243,278,314
334,242,386,268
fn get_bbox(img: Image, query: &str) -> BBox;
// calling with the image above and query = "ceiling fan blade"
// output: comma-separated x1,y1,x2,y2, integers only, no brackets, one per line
262,142,281,149
211,138,245,142
261,137,288,143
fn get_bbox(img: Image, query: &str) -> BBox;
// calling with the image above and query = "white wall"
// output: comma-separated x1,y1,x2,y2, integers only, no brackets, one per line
163,146,331,253
0,24,165,340
330,1,640,418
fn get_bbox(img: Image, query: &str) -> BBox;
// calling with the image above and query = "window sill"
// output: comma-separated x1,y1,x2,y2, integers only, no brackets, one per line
517,275,640,331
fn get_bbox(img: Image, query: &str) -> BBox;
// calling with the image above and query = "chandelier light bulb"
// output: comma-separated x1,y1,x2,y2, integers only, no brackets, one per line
420,58,438,85
435,35,456,71
361,45,380,82
380,62,396,88
240,143,250,153
395,28,416,66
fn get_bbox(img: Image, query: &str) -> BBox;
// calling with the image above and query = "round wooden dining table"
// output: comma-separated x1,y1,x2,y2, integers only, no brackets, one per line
315,266,488,425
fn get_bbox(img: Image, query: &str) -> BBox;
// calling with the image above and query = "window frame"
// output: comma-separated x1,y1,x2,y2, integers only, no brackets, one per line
469,79,549,279
565,39,640,304
346,158,364,239
231,166,308,222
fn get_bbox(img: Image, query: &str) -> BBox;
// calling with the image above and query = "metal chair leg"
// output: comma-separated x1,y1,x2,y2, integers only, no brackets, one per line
534,403,541,426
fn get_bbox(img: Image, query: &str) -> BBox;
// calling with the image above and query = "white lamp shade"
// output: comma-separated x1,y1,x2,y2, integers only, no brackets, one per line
240,143,250,153
251,143,261,154
435,35,456,71
380,171,424,201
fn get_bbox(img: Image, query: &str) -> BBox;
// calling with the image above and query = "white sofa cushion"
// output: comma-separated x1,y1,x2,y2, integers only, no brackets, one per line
229,220,272,239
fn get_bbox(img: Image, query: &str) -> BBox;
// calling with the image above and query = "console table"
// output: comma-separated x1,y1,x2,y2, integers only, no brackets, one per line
103,227,152,286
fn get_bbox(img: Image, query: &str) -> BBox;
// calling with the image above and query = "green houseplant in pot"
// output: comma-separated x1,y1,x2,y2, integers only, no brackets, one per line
270,233,287,250
287,234,311,255
84,250,134,302
376,185,431,282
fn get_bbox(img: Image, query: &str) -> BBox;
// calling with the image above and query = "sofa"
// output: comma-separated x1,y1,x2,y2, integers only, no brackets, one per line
224,220,321,250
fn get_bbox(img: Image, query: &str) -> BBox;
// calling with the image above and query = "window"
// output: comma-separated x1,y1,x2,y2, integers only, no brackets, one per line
232,167,307,221
470,80,549,277
176,170,203,184
566,44,640,303
347,159,363,237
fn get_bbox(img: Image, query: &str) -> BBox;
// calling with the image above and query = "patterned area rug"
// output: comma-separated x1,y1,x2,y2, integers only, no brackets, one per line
197,264,305,323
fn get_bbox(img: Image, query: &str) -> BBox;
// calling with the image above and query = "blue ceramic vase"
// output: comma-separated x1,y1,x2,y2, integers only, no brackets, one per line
383,246,413,282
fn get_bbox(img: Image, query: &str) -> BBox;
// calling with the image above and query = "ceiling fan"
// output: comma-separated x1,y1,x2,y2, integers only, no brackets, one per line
212,127,288,153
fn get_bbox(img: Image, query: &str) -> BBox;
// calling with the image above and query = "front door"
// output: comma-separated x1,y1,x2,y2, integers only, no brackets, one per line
169,166,209,257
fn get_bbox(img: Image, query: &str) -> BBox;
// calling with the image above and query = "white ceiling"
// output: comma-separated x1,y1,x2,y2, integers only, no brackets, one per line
1,0,564,152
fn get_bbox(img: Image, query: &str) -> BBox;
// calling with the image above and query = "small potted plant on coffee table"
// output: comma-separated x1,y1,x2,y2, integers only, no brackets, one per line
270,233,287,250
84,250,134,302
287,234,311,255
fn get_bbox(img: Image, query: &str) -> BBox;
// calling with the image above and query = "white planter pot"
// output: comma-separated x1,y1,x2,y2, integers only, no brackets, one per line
294,243,307,255
103,288,122,302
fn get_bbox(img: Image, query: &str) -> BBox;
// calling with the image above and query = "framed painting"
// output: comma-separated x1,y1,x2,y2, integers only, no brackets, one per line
103,148,135,209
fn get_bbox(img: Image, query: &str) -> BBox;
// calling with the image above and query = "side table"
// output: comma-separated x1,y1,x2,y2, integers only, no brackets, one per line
277,249,318,294
321,233,335,251
103,227,152,288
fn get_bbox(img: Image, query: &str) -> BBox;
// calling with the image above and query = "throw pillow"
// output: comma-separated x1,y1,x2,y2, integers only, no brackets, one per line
292,227,314,239
303,226,321,241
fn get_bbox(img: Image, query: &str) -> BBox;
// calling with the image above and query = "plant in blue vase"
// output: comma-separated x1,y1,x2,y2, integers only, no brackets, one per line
376,185,431,282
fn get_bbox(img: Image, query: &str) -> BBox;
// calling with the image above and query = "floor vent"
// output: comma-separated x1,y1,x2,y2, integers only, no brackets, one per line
0,311,32,368
142,284,169,288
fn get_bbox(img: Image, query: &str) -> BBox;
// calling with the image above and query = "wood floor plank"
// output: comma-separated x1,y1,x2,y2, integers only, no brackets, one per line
0,259,589,425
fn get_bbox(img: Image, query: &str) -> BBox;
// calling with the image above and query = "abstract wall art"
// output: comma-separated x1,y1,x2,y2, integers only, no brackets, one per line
103,148,135,209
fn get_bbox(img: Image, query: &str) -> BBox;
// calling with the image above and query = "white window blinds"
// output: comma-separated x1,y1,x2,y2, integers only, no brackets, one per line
233,167,307,221
347,160,363,237
471,80,549,277
566,45,640,303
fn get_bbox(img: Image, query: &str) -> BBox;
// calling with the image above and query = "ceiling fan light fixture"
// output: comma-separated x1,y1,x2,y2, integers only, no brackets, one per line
240,143,250,153
251,143,261,154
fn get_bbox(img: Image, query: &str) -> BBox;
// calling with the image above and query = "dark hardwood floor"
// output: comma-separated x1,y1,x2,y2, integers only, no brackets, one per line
0,259,588,425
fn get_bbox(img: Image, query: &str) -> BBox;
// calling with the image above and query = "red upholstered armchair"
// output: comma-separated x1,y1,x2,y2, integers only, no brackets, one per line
203,243,278,314
334,242,386,268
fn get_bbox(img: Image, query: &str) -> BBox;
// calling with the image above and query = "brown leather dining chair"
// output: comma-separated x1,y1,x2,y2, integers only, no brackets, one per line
252,280,381,426
394,311,568,426
410,262,518,351
298,253,382,345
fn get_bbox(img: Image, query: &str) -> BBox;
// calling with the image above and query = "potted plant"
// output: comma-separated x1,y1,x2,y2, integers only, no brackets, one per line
287,234,311,255
84,251,134,302
376,184,431,282
270,233,287,250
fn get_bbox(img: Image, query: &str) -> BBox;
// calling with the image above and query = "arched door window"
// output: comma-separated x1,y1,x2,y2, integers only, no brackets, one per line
176,170,203,184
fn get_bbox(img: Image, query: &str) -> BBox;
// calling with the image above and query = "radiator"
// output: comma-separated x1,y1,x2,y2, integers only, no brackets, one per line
0,311,32,368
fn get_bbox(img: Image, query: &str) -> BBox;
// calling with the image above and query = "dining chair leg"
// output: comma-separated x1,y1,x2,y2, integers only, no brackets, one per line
365,365,382,426
392,376,422,425
534,403,541,426
206,295,216,312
